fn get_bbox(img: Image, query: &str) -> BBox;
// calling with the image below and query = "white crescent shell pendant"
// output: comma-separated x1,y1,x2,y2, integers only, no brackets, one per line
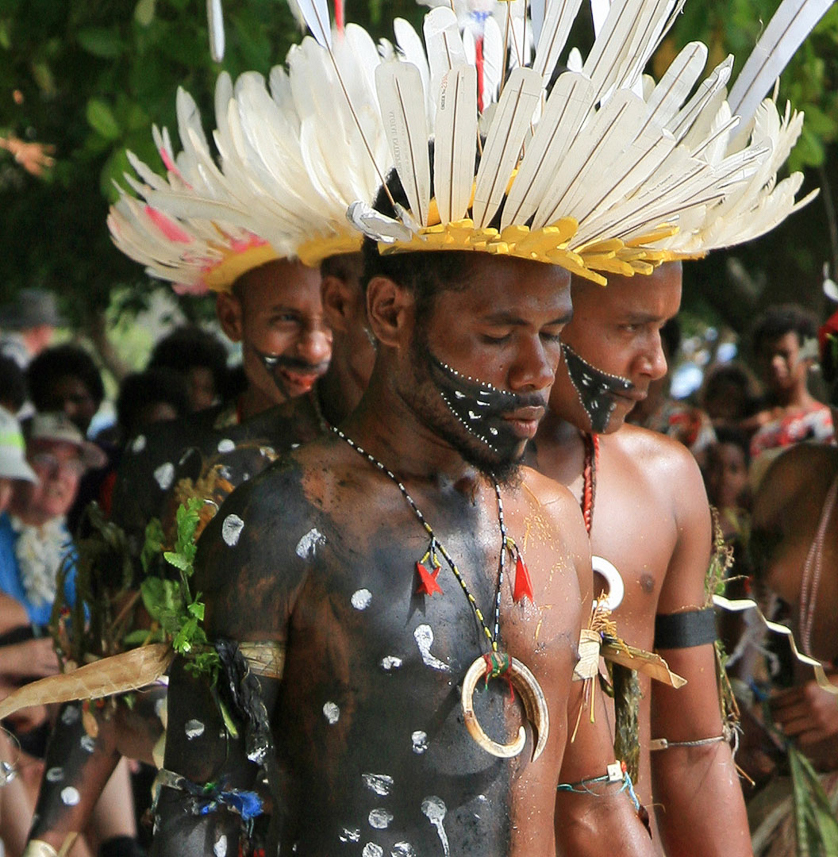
592,555,624,611
461,655,549,761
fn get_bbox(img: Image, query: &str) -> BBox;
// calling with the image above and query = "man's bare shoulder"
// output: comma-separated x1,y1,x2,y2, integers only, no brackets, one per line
762,442,838,494
519,465,590,561
520,463,581,509
608,422,699,471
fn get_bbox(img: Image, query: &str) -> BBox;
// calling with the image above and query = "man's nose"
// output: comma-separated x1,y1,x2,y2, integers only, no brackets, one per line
296,323,332,366
509,336,556,392
639,335,668,381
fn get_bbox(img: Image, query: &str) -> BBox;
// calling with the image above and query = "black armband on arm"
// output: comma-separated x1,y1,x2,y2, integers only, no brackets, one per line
654,608,717,649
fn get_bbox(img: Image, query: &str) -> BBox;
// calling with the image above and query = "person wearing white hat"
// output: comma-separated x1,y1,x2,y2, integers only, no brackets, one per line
0,406,37,514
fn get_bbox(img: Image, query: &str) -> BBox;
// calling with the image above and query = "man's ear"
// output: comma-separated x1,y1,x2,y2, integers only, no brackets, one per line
366,275,414,349
321,275,353,334
216,291,243,343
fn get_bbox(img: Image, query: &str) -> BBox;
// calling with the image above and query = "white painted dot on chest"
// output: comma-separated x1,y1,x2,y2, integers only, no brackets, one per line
217,438,235,454
61,787,80,806
154,462,174,491
368,809,393,830
185,719,205,740
222,514,245,547
130,434,146,454
351,589,372,610
413,625,450,672
362,773,393,796
323,701,340,724
295,528,326,560
411,731,428,754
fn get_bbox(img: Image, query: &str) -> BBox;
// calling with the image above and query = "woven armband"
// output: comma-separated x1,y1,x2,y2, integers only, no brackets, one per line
654,608,716,649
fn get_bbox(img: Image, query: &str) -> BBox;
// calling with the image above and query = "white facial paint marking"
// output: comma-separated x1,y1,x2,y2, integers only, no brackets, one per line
362,845,383,857
392,844,416,857
411,731,428,754
368,809,393,830
80,736,96,753
213,836,227,857
217,438,235,453
351,589,372,610
222,514,245,547
154,462,174,491
339,828,361,843
45,767,64,782
323,702,340,724
61,787,80,807
362,773,394,796
381,656,403,671
131,435,146,453
61,705,80,725
421,796,450,857
185,719,205,740
295,528,326,560
413,625,450,672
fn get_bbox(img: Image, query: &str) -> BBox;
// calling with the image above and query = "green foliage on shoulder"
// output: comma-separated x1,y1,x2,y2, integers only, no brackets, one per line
138,498,219,681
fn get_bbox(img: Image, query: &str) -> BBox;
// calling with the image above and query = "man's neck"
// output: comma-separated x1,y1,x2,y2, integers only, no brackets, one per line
342,374,483,490
316,350,364,428
772,383,816,411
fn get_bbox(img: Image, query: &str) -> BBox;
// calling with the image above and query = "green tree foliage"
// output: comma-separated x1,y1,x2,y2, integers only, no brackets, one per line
0,0,834,339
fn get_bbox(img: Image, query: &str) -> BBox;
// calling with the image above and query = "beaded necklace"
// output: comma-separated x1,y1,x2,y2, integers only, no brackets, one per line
332,425,534,649
332,424,548,760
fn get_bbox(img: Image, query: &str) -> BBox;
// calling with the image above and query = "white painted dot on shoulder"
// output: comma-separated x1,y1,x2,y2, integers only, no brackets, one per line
222,514,245,547
351,589,372,610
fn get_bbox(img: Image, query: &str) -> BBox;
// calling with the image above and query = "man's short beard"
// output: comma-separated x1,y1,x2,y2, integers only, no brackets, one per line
404,333,540,484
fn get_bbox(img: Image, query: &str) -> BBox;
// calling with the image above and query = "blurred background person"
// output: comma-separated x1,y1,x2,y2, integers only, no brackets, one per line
145,325,229,413
0,289,65,369
700,361,762,429
0,355,28,417
745,303,833,469
627,316,717,465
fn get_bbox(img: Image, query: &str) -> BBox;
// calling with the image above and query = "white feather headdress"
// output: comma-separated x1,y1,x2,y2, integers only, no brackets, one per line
327,0,823,285
107,24,390,293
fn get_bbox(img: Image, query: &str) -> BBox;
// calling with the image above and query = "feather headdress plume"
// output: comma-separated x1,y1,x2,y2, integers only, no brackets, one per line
107,20,390,293
347,0,820,284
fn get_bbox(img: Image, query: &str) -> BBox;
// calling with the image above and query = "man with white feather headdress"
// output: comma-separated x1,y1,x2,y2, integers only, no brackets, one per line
20,24,393,857
148,1,823,855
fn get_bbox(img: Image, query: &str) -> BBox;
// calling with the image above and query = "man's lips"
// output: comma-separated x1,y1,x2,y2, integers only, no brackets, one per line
276,365,327,392
502,405,546,439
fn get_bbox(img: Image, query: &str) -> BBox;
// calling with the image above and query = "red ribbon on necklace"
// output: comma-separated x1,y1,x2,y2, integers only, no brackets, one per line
512,551,534,603
415,561,443,597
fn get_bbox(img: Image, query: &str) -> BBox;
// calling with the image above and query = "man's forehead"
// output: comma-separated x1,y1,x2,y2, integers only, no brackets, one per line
572,266,681,319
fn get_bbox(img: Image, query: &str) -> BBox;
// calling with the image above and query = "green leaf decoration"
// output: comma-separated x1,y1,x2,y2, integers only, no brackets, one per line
86,98,120,140
789,744,838,857
77,27,125,59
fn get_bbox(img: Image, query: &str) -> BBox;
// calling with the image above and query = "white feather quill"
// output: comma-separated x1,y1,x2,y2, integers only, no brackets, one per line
207,0,225,62
424,7,468,100
473,66,543,229
728,0,832,129
293,0,332,49
375,61,432,226
502,71,594,230
434,65,478,224
533,0,586,82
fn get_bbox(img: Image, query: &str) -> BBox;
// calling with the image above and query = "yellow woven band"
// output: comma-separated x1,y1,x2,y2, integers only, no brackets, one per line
297,233,364,268
377,218,682,286
202,243,282,293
